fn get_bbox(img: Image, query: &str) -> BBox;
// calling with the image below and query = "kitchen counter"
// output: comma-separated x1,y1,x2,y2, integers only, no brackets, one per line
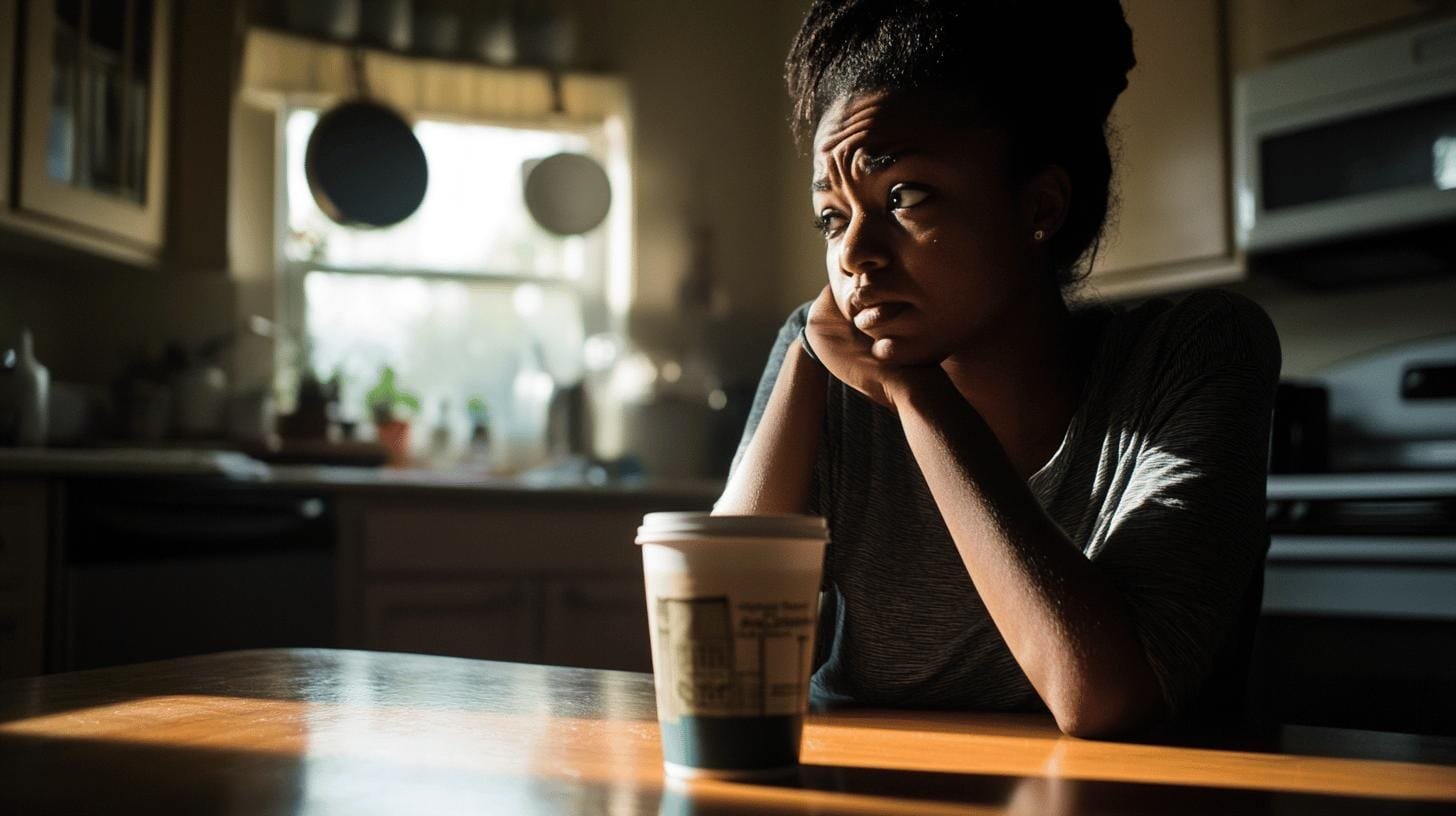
262,463,723,503
0,447,723,504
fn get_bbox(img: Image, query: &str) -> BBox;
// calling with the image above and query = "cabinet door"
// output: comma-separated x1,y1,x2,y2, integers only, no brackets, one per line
1087,0,1241,299
18,0,171,249
363,579,540,664
360,503,651,575
0,479,49,679
1232,0,1436,69
542,575,652,672
0,0,16,210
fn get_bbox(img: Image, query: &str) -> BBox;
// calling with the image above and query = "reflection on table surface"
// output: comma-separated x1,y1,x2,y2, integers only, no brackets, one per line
1,649,1453,815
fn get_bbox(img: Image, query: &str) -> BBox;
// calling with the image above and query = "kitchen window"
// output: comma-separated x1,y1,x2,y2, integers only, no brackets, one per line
275,108,630,465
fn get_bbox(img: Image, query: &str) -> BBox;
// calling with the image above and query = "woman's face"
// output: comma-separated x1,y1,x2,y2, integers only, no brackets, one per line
811,90,1050,364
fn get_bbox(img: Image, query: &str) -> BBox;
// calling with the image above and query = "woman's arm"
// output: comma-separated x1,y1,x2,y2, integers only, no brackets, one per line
888,369,1166,738
714,338,829,515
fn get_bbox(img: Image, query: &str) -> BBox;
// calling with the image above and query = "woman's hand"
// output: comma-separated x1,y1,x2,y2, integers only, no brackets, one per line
804,286,941,410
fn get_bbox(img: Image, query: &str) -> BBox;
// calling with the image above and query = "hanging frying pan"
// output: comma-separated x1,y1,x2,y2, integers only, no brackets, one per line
305,53,428,228
523,152,612,236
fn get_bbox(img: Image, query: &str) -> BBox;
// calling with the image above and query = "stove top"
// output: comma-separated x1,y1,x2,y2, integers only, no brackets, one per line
1267,471,1456,536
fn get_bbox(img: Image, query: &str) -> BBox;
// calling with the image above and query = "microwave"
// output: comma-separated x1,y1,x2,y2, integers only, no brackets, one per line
1234,17,1456,257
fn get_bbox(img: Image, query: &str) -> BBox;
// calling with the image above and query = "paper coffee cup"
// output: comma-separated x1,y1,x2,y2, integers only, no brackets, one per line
637,512,828,780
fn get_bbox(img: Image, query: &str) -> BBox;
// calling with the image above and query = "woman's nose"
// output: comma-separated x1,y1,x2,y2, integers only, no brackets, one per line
837,212,891,277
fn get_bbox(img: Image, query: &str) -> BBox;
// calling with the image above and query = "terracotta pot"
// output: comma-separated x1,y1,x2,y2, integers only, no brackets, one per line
376,419,412,467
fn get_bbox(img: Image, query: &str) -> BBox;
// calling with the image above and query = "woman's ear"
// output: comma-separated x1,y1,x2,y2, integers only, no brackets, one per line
1021,164,1072,244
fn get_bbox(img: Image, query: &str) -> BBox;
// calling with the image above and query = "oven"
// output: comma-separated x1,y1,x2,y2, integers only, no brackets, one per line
54,478,337,672
1254,334,1456,736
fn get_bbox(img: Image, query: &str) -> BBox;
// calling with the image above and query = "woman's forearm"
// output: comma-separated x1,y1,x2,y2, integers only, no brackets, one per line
889,372,1165,738
715,339,828,515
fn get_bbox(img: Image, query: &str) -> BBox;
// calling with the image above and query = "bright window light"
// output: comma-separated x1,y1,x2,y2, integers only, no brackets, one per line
278,109,625,468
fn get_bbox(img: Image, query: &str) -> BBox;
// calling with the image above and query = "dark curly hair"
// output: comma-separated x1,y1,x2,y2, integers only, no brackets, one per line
786,0,1136,289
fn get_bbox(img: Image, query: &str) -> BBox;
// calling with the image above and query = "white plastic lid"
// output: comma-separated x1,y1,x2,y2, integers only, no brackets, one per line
637,512,827,542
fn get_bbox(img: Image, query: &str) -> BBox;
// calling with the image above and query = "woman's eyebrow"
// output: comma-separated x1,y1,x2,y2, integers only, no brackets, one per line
862,150,908,172
811,149,922,193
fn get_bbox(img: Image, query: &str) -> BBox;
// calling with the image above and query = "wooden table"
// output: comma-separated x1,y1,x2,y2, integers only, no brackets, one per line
1,649,1453,814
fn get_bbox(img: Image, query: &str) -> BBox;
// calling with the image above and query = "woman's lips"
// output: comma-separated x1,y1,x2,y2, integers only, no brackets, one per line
852,301,909,331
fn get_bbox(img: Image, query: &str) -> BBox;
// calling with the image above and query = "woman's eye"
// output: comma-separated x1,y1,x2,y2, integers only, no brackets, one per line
888,184,930,210
814,209,848,238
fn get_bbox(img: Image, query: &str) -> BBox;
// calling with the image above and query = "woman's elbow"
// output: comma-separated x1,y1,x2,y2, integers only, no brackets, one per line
1050,689,1166,740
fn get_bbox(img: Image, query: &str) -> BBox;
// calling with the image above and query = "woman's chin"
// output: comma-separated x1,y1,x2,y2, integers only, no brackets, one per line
871,336,924,363
870,335,944,367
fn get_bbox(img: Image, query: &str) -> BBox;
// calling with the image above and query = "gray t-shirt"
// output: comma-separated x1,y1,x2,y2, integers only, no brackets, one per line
730,290,1282,715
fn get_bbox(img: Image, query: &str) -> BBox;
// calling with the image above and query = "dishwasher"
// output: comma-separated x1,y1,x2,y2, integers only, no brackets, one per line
57,478,337,672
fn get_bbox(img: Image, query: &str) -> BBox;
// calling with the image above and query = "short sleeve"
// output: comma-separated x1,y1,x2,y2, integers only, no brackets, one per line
1089,291,1282,716
727,302,813,480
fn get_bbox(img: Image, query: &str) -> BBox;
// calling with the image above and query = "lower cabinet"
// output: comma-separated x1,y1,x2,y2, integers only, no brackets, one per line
340,491,708,673
542,575,652,672
360,574,653,672
0,478,48,679
363,579,541,664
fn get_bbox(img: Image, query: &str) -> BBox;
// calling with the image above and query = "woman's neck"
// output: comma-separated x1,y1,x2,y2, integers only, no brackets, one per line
940,287,1086,480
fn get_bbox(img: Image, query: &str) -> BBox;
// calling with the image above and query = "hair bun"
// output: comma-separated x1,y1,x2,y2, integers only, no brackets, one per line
1043,0,1137,123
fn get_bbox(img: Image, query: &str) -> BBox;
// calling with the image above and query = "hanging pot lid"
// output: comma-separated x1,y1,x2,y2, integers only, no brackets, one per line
523,152,612,236
305,99,429,228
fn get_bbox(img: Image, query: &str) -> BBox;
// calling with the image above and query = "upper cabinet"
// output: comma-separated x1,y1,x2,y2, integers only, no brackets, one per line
1083,0,1242,301
4,0,171,263
0,0,15,211
1230,0,1442,71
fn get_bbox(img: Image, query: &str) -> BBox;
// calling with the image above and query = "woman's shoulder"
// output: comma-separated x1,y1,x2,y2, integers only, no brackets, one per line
1095,289,1281,385
1070,289,1282,432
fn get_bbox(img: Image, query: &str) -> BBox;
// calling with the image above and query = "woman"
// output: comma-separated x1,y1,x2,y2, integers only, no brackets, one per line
716,0,1281,738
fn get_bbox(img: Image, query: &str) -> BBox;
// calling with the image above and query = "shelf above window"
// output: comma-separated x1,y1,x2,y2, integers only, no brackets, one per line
239,27,626,128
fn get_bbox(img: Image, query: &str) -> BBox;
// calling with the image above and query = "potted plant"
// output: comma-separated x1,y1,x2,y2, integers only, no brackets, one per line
365,365,420,467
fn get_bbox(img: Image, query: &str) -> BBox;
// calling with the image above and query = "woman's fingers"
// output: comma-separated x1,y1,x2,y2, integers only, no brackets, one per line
805,286,895,408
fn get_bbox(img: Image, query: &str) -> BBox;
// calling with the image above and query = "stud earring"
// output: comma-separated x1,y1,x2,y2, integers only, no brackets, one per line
1033,229,1046,242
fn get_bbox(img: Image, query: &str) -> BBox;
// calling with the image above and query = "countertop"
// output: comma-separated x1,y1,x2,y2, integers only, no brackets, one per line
0,447,724,503
2,649,1454,814
261,463,724,502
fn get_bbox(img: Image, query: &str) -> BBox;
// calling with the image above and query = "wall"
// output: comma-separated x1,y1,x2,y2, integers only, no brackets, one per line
1230,275,1456,378
0,260,236,384
572,0,809,384
773,1,829,320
